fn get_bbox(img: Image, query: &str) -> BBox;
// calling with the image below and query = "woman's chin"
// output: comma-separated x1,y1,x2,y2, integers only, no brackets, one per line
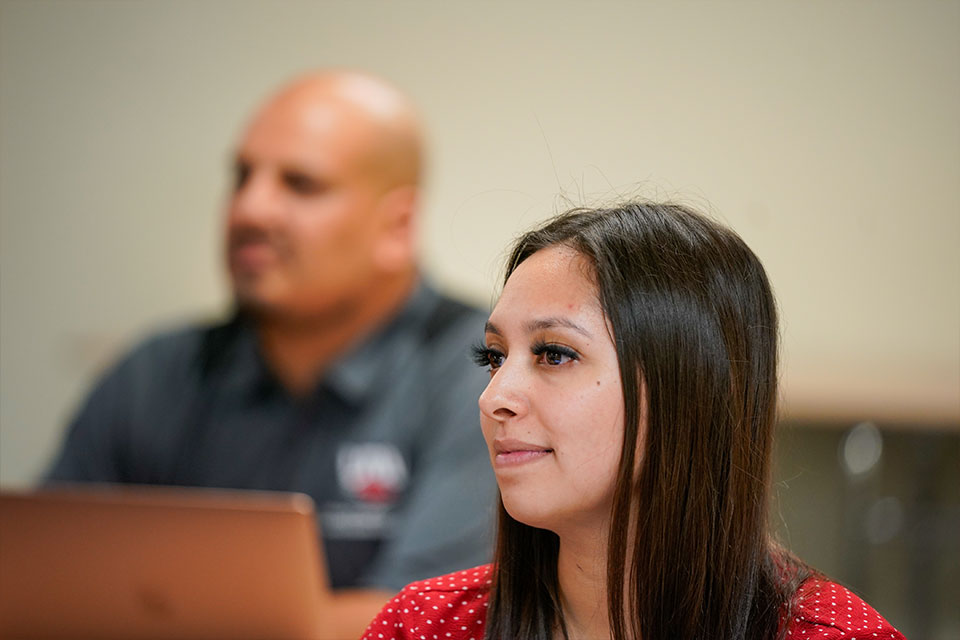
501,496,555,531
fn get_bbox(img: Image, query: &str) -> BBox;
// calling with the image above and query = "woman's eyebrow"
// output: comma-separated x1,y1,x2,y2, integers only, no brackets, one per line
484,318,593,338
524,317,593,338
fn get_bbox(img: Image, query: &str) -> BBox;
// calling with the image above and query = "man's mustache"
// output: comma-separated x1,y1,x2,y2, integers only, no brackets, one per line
228,227,290,255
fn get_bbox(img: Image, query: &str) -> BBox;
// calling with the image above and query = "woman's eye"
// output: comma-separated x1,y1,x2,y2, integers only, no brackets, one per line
533,343,578,366
543,349,568,365
471,344,505,371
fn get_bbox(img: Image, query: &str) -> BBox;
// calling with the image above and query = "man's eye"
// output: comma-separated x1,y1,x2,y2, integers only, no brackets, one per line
233,162,251,191
283,172,325,195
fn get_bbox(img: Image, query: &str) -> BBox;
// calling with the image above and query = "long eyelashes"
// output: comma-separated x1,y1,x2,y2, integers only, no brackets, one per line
471,342,505,370
531,340,579,366
471,340,579,371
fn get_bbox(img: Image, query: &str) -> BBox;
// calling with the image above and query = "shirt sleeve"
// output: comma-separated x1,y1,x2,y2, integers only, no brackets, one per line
43,348,140,484
788,579,907,640
787,620,907,640
359,324,497,592
361,589,407,640
361,569,490,640
43,329,199,486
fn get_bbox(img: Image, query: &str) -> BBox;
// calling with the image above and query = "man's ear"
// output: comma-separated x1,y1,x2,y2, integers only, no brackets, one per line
372,184,418,272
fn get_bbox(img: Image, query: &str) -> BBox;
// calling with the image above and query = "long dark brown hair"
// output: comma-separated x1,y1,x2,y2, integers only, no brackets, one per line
484,201,808,640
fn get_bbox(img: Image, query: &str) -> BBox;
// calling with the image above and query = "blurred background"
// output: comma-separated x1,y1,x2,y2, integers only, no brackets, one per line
1,1,957,637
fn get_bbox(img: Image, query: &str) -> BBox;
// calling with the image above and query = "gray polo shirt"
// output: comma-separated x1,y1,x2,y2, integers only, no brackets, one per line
45,284,497,591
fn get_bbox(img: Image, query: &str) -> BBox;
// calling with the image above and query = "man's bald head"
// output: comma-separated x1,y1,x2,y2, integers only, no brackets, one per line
225,70,424,329
253,70,423,190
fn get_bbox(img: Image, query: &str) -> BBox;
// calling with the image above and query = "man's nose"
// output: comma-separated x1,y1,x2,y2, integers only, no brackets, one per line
228,169,284,226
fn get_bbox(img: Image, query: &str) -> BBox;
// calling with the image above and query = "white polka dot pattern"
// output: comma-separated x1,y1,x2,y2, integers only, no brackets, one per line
788,577,906,639
362,565,906,640
361,565,491,640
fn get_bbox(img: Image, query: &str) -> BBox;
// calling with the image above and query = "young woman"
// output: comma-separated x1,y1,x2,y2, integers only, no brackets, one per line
363,202,905,640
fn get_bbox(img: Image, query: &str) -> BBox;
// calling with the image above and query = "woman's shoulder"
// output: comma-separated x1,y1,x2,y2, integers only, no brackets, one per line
398,564,494,596
362,564,492,640
786,576,906,640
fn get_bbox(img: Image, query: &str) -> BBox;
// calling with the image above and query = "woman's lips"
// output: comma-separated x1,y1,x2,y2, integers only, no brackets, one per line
492,439,553,467
494,449,553,466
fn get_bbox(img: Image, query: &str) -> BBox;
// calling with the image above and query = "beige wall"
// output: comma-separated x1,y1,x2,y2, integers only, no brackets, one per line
1,0,958,487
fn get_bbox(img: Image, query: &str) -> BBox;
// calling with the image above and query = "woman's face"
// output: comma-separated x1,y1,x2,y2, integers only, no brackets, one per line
477,245,625,534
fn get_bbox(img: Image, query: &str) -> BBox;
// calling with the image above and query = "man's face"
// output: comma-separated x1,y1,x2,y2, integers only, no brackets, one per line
225,93,389,322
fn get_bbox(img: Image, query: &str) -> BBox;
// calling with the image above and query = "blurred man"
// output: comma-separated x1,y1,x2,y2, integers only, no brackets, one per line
45,71,495,638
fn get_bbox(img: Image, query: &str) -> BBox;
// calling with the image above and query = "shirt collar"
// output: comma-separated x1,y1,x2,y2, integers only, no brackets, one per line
219,281,440,405
218,316,276,399
322,282,437,405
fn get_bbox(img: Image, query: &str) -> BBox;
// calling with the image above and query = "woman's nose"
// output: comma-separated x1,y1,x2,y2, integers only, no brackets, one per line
478,361,530,422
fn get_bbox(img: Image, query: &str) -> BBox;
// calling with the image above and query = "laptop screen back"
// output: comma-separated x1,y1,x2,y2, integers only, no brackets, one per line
0,486,329,640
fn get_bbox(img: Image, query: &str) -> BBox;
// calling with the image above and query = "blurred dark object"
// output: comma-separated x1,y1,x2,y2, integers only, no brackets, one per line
772,421,960,640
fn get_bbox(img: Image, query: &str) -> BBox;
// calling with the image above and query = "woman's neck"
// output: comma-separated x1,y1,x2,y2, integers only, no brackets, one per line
556,525,611,640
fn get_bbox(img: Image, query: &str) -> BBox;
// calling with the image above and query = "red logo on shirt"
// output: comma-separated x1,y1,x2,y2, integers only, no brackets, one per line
336,443,409,504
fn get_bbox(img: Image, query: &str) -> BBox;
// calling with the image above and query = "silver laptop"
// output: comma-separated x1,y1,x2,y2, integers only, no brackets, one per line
0,486,331,639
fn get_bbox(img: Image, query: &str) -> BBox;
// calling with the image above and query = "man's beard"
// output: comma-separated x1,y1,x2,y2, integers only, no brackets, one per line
231,289,363,334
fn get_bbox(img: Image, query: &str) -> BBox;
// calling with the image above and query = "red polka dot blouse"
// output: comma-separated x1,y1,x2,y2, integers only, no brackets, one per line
362,564,906,640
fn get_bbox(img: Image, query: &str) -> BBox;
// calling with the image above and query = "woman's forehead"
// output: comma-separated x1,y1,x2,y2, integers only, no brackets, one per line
489,246,604,328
